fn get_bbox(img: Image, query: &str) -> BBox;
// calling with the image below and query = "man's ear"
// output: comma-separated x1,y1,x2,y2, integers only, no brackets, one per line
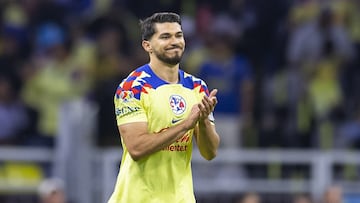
142,40,152,53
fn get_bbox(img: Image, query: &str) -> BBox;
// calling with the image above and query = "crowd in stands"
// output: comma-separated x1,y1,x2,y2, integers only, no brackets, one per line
1,0,359,150
1,0,360,202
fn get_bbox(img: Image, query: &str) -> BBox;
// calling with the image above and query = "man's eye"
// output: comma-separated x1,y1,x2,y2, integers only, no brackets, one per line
160,36,170,39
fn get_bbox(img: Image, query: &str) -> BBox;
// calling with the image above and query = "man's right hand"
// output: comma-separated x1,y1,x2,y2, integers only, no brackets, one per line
182,104,200,130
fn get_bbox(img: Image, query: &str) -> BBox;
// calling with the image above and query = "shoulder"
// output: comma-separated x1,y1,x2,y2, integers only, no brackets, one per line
120,65,151,88
181,70,209,96
115,65,152,100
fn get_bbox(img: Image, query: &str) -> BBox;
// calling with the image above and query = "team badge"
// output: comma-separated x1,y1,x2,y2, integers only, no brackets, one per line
120,91,134,102
169,95,186,115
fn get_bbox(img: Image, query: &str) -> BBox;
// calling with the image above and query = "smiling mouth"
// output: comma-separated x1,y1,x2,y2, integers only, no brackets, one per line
166,47,182,51
167,49,180,52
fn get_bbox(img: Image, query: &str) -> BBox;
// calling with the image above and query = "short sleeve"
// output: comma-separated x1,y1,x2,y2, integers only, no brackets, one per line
195,78,209,99
114,90,147,126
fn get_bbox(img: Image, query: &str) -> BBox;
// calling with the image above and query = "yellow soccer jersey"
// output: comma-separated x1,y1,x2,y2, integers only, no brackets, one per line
108,64,210,203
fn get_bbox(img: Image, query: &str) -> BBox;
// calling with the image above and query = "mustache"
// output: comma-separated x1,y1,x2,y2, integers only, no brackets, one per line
165,45,183,50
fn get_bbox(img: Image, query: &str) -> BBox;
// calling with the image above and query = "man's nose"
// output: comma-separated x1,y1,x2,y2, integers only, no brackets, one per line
170,36,182,45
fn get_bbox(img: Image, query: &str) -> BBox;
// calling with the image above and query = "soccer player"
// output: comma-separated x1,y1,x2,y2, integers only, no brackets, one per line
108,12,220,203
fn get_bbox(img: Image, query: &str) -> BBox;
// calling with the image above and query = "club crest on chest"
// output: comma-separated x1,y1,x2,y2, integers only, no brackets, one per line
169,95,186,115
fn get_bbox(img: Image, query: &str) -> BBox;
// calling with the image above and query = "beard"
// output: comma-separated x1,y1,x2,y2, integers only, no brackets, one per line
154,48,183,66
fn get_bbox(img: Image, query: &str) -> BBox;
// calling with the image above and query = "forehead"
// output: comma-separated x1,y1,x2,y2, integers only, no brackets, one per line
153,22,182,35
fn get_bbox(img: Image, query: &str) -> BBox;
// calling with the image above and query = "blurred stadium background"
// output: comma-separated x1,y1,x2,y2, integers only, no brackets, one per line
1,0,360,202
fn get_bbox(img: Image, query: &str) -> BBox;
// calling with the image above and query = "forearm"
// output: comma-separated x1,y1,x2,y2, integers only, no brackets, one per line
141,125,188,156
196,119,220,160
121,121,192,161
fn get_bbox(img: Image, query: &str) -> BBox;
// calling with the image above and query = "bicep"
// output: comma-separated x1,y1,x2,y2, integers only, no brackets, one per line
118,122,148,148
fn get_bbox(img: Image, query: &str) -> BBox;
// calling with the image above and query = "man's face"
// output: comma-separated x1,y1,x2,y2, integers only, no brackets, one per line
148,22,185,65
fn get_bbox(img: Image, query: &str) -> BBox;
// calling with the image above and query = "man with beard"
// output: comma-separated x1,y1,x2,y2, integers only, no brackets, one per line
108,12,220,203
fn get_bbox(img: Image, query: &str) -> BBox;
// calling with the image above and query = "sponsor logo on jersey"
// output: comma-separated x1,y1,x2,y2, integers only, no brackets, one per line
115,106,140,117
162,133,191,152
169,95,186,115
171,118,182,124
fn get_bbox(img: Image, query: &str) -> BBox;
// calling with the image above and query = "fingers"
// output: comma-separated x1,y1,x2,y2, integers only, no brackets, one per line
203,89,218,112
198,97,216,119
208,89,218,106
184,105,200,129
209,89,218,98
192,89,219,121
212,96,218,106
201,96,213,113
191,105,201,117
197,103,208,119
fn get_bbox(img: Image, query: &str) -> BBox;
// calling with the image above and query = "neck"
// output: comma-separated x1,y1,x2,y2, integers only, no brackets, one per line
149,59,179,84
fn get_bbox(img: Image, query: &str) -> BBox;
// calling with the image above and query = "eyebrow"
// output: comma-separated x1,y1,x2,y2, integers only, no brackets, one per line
158,31,183,36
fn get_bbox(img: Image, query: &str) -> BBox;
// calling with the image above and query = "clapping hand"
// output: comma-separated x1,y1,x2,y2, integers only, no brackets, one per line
198,89,218,121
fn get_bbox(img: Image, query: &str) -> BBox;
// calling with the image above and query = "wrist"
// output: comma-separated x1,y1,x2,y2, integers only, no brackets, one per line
179,119,195,131
208,112,215,122
199,118,212,126
200,113,214,124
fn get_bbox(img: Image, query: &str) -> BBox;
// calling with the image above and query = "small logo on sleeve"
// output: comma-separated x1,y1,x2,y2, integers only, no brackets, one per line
119,91,134,102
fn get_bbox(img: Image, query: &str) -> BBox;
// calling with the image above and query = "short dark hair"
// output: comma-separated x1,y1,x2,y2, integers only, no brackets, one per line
139,12,182,41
